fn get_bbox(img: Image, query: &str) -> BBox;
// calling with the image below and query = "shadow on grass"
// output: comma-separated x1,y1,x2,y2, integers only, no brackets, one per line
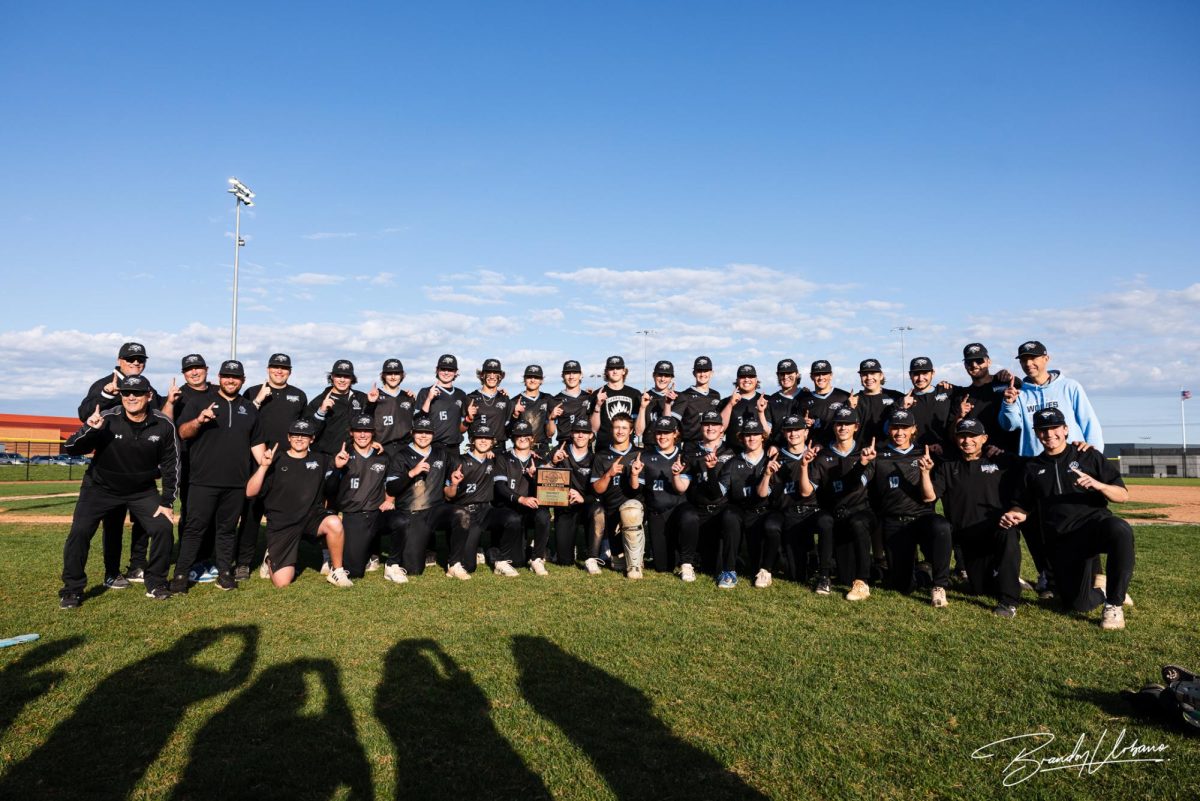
375,639,551,800
513,635,768,800
1058,685,1189,737
173,658,372,800
0,635,85,734
0,625,256,800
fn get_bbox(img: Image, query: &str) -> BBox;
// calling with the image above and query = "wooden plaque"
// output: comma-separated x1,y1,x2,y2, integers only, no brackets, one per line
536,467,571,507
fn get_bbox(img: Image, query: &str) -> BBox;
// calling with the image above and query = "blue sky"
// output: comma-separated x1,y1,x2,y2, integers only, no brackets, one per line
1,2,1197,443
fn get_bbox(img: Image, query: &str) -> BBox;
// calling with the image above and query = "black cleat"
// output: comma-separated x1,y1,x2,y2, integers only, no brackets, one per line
59,592,82,609
104,574,131,590
145,586,172,601
233,565,251,582
168,576,190,595
216,572,237,591
125,566,146,583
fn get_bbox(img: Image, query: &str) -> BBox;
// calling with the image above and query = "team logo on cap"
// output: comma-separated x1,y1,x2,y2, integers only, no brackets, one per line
184,355,203,366
967,345,982,354
439,355,457,367
1023,342,1037,350
293,420,311,431
127,344,144,353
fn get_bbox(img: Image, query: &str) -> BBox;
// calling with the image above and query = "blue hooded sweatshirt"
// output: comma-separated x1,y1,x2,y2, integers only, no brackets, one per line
999,370,1103,456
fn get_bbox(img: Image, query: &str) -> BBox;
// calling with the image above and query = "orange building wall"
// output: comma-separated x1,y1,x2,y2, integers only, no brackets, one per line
0,414,83,457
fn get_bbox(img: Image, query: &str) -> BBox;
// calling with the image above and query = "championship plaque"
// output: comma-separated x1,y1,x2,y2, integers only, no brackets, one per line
536,467,571,507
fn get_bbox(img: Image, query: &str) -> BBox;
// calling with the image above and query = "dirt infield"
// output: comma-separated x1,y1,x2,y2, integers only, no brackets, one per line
1127,484,1200,524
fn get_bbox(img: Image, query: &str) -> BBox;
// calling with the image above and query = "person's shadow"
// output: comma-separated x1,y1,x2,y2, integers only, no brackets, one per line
375,639,552,800
0,635,84,735
172,658,373,800
0,626,256,801
513,635,768,800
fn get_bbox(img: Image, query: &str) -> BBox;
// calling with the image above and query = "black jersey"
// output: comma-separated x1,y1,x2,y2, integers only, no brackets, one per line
555,444,595,496
260,451,334,529
466,389,511,444
932,453,1018,530
333,447,390,513
174,384,217,433
306,387,373,455
765,390,805,444
373,390,416,447
639,390,678,441
685,442,736,509
854,389,906,444
676,387,723,444
799,388,853,445
909,388,954,449
589,443,641,509
510,390,555,444
1013,445,1124,536
589,386,642,449
178,392,261,488
416,384,469,450
637,446,689,513
950,379,1020,453
447,451,497,505
771,448,817,511
63,408,179,506
494,450,539,507
243,383,307,448
386,444,450,512
869,445,934,518
551,389,592,444
807,444,874,513
718,452,771,511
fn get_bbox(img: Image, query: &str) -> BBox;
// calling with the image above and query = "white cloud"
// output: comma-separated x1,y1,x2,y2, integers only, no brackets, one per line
423,269,557,306
288,272,346,286
301,232,358,240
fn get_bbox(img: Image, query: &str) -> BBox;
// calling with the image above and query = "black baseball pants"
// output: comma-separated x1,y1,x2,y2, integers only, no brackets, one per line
882,513,953,593
816,508,874,586
1048,516,1135,613
646,503,700,572
781,505,825,581
174,485,243,579
63,480,172,595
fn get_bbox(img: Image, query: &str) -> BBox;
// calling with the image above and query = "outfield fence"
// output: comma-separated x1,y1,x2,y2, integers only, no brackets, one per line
0,439,85,481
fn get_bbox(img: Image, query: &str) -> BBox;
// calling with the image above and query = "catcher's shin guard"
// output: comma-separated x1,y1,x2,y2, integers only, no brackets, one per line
619,499,645,571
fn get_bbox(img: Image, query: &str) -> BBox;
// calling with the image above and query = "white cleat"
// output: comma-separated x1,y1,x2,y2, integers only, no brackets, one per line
530,558,549,576
493,560,519,578
446,562,472,581
584,558,602,575
679,563,696,583
753,568,772,588
326,567,353,588
384,563,408,584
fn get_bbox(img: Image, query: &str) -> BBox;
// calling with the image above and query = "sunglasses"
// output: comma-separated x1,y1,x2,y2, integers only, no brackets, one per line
123,357,146,364
964,358,986,367
119,390,149,397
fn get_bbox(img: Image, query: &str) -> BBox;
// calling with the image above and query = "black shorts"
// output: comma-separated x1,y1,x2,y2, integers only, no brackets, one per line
266,509,337,569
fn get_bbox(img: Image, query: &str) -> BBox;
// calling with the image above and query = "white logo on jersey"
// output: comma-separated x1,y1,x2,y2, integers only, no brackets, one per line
371,463,386,473
882,398,894,406
400,401,412,410
935,393,948,402
1069,461,1080,471
287,394,300,403
147,434,160,442
433,460,444,469
982,464,998,474
605,395,633,418
1037,469,1046,475
305,461,319,470
237,405,247,415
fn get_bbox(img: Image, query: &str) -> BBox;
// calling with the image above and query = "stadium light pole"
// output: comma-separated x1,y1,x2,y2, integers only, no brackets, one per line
635,329,658,389
890,325,913,389
228,177,255,359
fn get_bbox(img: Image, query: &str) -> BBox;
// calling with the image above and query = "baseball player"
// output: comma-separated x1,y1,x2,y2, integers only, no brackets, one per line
59,374,178,608
676,356,723,445
172,353,218,583
769,415,825,591
919,418,1023,618
634,360,680,443
306,360,373,455
465,358,511,445
588,412,645,578
444,423,521,578
629,416,697,580
999,408,1134,630
589,356,642,451
711,419,779,588
798,406,876,600
867,408,953,607
945,343,1018,454
330,415,393,578
416,354,470,451
382,416,453,582
494,421,552,574
683,410,735,575
171,360,264,593
798,359,853,447
245,418,354,588
509,365,561,456
904,356,954,452
852,358,905,445
550,360,593,446
371,358,417,452
548,418,596,568
765,358,807,447
720,364,771,450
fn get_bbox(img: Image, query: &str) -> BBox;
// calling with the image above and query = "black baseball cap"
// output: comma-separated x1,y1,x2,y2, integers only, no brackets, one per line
571,418,593,433
887,408,917,428
653,360,674,377
562,360,582,374
693,356,713,372
1033,407,1066,429
524,365,544,379
218,359,245,378
832,407,857,425
117,375,152,393
955,418,987,436
268,353,292,368
810,360,832,375
606,355,625,370
482,358,503,373
780,414,808,431
909,356,934,373
776,358,798,374
1017,340,1048,358
119,342,147,360
859,358,882,373
511,421,534,438
437,354,459,371
331,359,355,377
289,418,316,436
962,343,989,360
181,354,206,370
468,422,494,439
700,411,723,426
412,416,435,434
737,364,757,378
382,358,404,373
350,414,374,431
652,416,680,433
739,419,765,436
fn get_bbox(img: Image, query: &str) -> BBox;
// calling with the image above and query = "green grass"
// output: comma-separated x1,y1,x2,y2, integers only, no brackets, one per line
0,465,88,483
0,481,81,498
1124,477,1200,487
0,515,1197,800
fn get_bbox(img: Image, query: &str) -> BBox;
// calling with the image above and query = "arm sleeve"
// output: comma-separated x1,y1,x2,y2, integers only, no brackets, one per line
63,422,103,455
931,462,949,500
1071,383,1104,450
78,377,118,422
157,419,180,506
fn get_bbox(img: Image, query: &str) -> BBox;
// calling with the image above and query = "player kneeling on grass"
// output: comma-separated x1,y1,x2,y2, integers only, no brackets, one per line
999,408,1135,630
548,418,596,568
588,413,645,579
629,416,698,581
868,408,954,608
444,424,522,579
330,415,394,579
59,375,179,608
711,419,781,589
246,419,353,588
494,421,552,575
919,418,1023,618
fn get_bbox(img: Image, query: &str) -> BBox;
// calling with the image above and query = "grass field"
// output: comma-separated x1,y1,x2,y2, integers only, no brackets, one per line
0,506,1197,800
1124,477,1200,487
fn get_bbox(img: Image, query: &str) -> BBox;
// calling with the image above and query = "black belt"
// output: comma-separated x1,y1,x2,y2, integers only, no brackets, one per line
788,504,816,517
834,504,869,520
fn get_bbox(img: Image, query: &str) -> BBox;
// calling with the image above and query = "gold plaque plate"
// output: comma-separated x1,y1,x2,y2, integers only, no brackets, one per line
536,467,571,507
